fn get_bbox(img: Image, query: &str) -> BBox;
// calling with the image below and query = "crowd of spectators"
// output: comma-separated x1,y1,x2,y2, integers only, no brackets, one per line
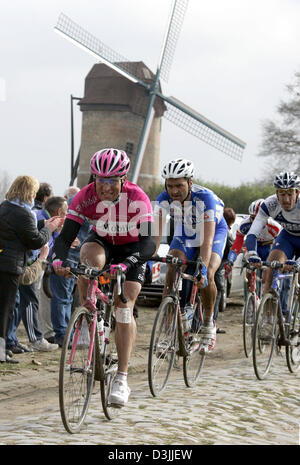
0,176,88,363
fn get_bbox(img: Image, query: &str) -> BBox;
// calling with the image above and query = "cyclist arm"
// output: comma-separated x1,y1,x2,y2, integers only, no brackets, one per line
153,210,164,255
245,208,269,256
200,220,215,268
153,197,169,255
52,218,82,263
227,230,244,264
122,221,156,271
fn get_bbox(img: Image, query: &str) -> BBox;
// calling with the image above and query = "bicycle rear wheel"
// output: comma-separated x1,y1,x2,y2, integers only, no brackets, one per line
252,293,277,380
100,314,120,420
243,292,256,358
148,296,177,397
59,306,95,434
286,297,300,373
183,293,205,387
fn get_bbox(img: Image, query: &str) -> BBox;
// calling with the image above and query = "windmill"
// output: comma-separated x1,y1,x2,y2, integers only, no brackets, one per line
54,0,246,186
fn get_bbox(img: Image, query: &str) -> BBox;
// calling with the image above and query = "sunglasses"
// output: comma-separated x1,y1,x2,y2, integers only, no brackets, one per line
95,176,123,185
277,188,297,195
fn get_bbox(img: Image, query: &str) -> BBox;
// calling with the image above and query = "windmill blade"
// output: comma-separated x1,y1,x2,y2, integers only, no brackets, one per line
54,13,149,88
158,0,189,83
158,94,246,160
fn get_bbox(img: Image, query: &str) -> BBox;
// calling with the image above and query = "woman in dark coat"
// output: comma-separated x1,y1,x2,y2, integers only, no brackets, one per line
0,175,61,362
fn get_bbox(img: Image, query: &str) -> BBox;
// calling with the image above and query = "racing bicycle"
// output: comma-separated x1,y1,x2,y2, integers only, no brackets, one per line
148,255,204,396
252,260,300,380
59,263,127,433
243,262,263,358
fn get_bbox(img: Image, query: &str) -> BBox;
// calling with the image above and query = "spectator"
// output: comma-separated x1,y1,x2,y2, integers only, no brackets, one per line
50,186,91,346
34,196,68,344
64,186,80,200
34,182,53,210
0,175,61,363
16,197,67,353
213,207,236,333
6,244,49,356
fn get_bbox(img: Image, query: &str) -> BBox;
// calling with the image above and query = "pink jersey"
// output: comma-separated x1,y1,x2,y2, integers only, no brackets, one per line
67,181,153,245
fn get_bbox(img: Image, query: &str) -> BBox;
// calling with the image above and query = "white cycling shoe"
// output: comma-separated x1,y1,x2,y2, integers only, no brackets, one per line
199,323,216,354
108,376,131,407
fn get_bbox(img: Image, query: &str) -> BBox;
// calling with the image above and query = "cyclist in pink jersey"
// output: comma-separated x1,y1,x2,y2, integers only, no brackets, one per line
52,148,155,407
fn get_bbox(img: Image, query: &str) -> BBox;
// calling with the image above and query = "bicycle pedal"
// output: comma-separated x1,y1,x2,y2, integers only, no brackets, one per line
108,402,122,409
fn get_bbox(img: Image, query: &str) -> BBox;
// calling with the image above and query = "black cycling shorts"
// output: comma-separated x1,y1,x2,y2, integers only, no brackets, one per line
82,229,146,285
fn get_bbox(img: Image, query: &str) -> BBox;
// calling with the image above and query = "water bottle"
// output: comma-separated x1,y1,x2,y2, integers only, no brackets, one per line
184,304,194,330
98,318,104,350
181,311,189,334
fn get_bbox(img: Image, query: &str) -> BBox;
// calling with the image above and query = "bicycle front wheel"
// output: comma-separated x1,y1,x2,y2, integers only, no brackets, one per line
59,306,95,434
286,297,300,373
148,296,177,397
100,314,120,420
183,294,205,387
252,294,277,380
243,292,256,358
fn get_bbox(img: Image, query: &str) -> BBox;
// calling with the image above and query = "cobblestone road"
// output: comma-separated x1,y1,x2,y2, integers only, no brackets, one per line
1,354,299,446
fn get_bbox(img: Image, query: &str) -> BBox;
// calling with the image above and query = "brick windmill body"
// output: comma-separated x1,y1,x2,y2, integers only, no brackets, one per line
77,62,165,189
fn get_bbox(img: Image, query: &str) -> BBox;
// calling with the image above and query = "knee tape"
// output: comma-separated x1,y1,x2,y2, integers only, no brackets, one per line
115,307,131,324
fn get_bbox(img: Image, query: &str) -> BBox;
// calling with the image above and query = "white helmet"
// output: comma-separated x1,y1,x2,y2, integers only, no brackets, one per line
161,158,194,179
274,171,300,190
249,198,264,216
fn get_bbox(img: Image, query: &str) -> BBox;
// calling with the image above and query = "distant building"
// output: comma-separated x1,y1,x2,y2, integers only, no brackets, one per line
77,62,166,189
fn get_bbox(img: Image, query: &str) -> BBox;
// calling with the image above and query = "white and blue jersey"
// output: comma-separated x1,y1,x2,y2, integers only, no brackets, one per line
155,184,227,260
246,194,300,259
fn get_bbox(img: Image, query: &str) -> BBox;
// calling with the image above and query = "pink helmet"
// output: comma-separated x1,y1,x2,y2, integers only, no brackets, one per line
90,148,131,177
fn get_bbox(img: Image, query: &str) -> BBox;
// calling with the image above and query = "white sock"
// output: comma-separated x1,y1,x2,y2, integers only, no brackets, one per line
204,316,214,327
116,371,127,381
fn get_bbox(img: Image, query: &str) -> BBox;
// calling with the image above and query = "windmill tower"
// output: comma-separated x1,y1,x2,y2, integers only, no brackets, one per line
55,0,246,188
77,62,166,189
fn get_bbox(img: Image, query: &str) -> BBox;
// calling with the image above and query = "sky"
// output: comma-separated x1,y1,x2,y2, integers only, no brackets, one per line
0,0,300,196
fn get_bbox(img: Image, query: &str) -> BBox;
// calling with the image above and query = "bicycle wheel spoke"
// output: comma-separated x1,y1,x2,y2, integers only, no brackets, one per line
243,293,256,358
253,294,277,380
286,298,300,373
59,307,95,433
183,296,205,387
100,314,120,420
148,297,177,397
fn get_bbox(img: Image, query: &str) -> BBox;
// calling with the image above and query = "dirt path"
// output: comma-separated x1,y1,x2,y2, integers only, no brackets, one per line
0,297,244,422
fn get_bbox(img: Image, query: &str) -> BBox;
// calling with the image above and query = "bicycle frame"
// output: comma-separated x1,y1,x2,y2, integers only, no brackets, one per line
59,264,127,432
154,255,204,357
148,254,205,395
66,262,127,371
264,264,296,347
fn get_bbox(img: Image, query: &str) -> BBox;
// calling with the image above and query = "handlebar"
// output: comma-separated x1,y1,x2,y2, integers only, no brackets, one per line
244,260,299,272
152,254,204,279
68,264,128,304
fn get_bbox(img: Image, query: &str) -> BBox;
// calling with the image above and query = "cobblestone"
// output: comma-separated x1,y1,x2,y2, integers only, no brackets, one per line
0,355,299,445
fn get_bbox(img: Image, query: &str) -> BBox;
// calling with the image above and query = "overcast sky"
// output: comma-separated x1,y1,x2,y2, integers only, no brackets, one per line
0,0,299,195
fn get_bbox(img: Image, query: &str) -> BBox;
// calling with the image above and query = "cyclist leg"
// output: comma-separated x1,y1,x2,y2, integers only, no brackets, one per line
114,280,141,373
78,233,109,304
109,261,145,407
200,252,222,322
198,219,227,353
263,229,293,294
162,236,193,298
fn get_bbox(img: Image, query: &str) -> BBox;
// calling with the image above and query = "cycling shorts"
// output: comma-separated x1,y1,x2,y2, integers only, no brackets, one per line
82,230,146,285
271,229,300,259
256,242,272,261
169,220,228,261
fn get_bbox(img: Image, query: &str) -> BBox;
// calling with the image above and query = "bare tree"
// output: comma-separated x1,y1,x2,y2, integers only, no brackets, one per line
258,71,300,181
0,170,12,202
